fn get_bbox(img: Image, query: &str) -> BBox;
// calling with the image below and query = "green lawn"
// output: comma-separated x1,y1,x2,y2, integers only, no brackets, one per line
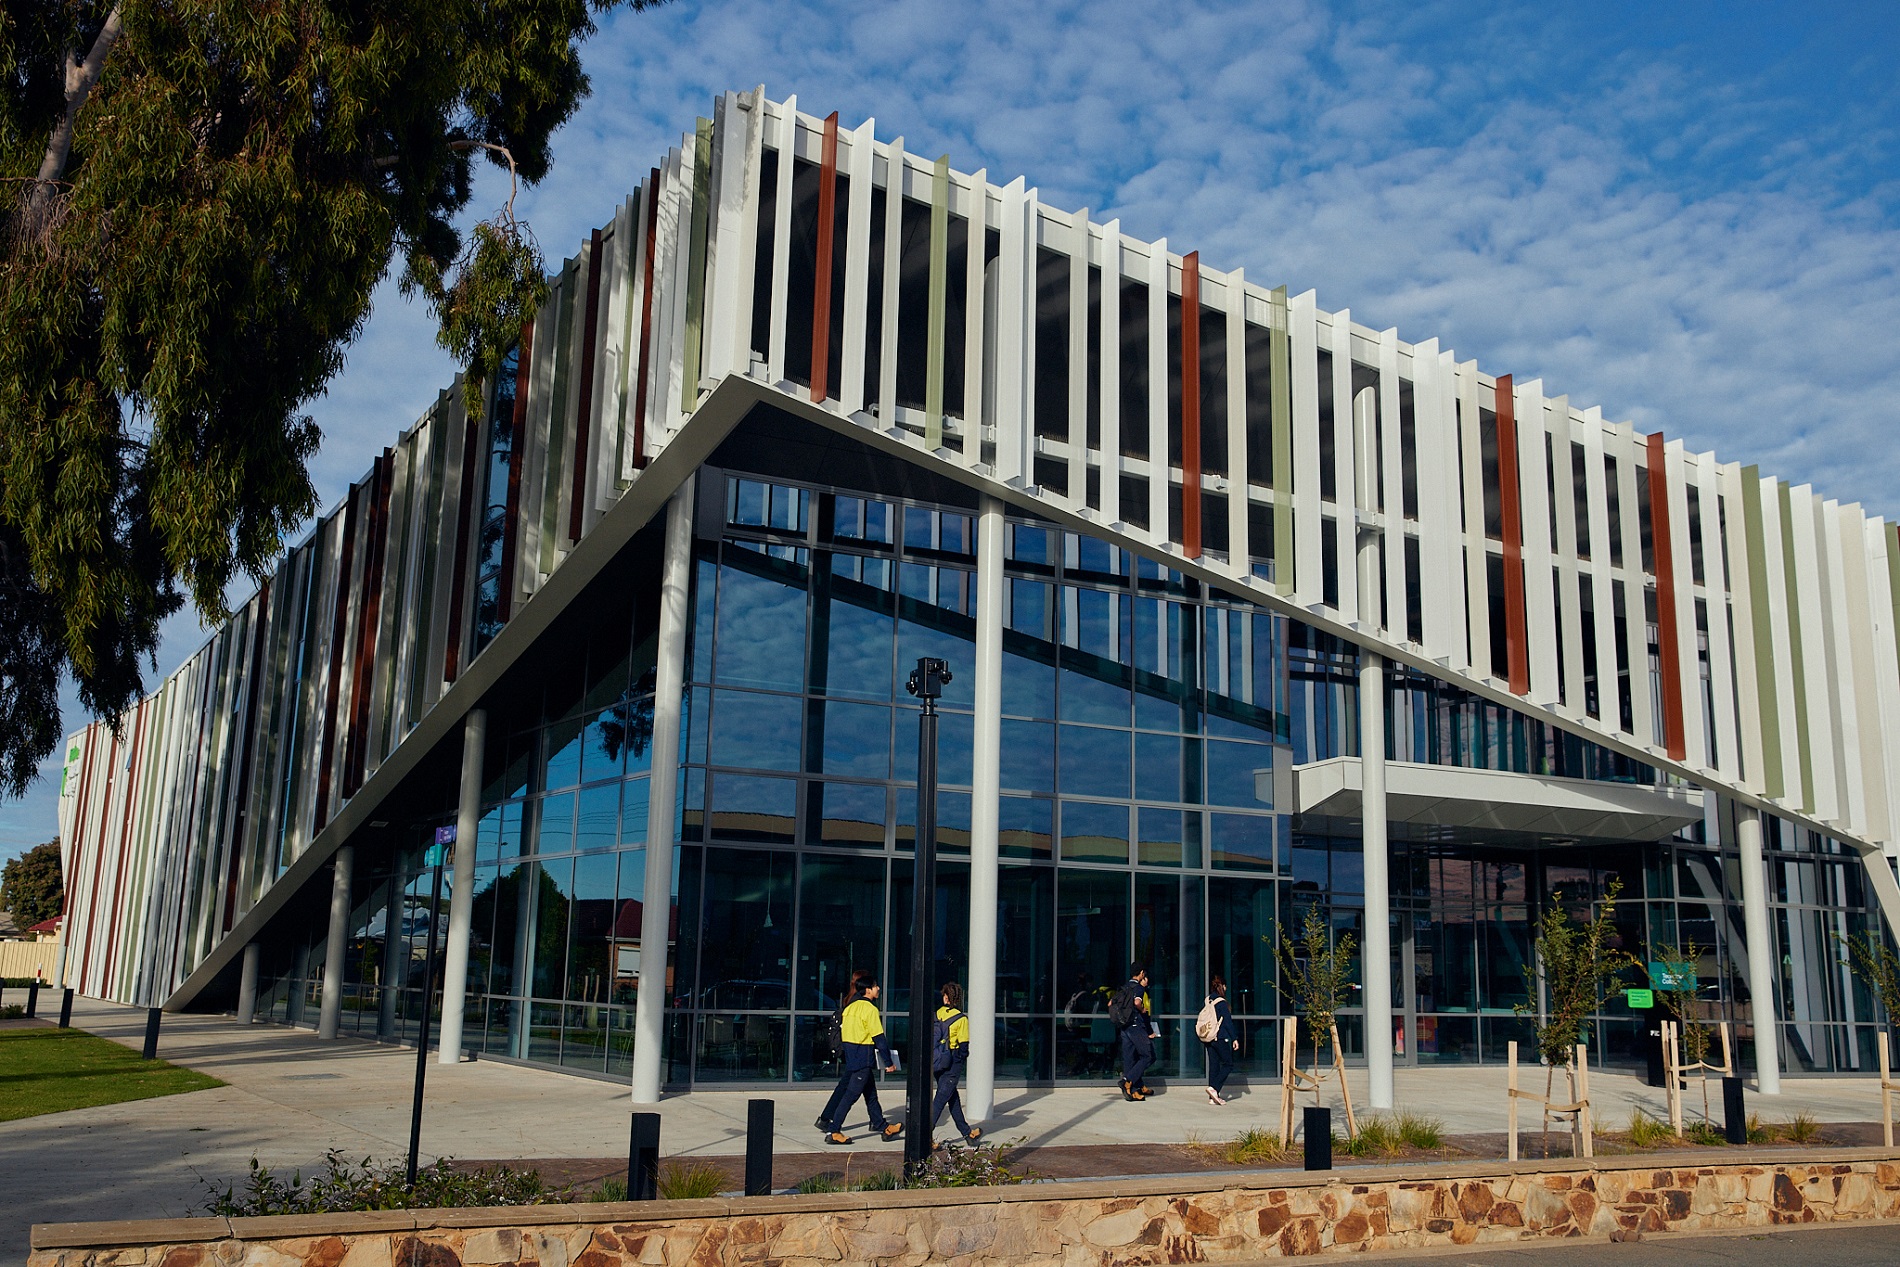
0,1027,224,1121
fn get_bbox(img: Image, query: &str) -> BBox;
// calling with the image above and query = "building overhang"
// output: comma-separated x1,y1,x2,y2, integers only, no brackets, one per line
1269,757,1705,843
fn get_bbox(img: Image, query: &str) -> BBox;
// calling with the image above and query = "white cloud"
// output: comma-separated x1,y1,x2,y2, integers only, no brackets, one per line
7,0,1896,851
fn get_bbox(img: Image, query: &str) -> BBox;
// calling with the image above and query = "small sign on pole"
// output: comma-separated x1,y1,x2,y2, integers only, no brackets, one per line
1624,987,1655,1010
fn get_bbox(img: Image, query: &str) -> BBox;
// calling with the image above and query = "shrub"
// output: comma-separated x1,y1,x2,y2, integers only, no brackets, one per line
1395,1110,1444,1150
198,1152,554,1216
1683,1120,1727,1147
590,1177,627,1202
903,1139,1041,1189
656,1162,727,1200
1785,1111,1822,1144
1746,1112,1775,1145
1221,1126,1290,1166
854,1169,900,1191
0,1004,23,1019
794,1173,845,1194
1624,1111,1675,1150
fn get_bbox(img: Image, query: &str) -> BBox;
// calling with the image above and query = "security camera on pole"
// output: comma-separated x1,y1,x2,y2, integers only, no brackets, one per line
904,657,951,1176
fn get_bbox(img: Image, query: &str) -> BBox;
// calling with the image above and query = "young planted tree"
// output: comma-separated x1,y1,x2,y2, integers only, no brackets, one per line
1648,941,1714,1124
1520,879,1631,1152
0,0,669,796
1841,931,1900,1044
1275,903,1358,1106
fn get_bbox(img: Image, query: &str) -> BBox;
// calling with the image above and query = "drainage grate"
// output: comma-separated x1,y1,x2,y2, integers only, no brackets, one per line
283,1072,341,1080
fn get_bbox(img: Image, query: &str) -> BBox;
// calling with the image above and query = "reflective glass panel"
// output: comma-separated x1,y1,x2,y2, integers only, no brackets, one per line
573,781,620,853
707,774,797,844
710,689,803,772
1059,724,1130,799
809,781,887,849
1060,800,1130,864
796,855,887,1010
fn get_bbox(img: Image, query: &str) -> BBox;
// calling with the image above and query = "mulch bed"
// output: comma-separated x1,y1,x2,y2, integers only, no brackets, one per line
456,1120,1889,1196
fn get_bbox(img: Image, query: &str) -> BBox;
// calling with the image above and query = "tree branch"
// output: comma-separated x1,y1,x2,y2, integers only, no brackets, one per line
26,5,125,225
447,139,520,225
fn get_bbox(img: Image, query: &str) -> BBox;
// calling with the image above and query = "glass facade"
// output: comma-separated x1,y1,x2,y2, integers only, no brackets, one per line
244,435,1890,1084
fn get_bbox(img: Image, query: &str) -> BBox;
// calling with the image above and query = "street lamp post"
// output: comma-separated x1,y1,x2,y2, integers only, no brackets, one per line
406,827,452,1186
904,657,951,1176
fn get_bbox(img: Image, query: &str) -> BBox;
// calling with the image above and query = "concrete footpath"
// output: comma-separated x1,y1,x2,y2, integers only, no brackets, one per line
4,998,1895,1261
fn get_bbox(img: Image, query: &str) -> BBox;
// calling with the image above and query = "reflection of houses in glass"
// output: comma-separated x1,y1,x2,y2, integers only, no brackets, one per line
53,91,1900,1101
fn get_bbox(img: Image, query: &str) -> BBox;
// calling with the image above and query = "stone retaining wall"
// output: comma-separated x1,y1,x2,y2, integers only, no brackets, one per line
29,1149,1900,1267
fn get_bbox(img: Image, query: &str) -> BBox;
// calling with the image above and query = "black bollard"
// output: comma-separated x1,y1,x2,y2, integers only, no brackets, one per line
1303,1106,1332,1171
141,1007,162,1059
745,1099,774,1196
1723,1076,1747,1145
58,988,74,1027
26,983,39,1018
627,1112,661,1201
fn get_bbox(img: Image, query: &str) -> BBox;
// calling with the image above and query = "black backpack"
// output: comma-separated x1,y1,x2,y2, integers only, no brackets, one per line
824,1002,846,1057
932,1010,966,1074
1108,984,1138,1029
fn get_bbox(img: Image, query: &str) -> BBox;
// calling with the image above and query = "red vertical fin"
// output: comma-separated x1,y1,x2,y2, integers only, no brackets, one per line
1648,431,1688,760
810,111,840,403
1495,374,1530,695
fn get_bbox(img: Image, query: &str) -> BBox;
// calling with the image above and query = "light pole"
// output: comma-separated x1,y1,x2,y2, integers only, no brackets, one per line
406,826,451,1186
904,657,951,1176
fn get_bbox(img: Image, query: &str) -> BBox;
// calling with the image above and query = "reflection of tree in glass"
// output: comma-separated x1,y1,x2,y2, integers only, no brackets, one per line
470,866,570,994
593,670,657,766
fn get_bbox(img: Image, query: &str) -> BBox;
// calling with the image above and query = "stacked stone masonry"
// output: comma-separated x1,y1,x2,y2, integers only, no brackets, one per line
29,1153,1900,1267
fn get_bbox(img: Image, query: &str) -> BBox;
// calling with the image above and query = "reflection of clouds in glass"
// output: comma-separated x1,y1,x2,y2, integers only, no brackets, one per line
820,597,893,700
711,690,802,771
714,562,808,691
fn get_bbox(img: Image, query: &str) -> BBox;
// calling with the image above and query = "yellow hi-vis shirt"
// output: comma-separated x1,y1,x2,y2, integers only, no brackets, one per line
841,998,885,1045
936,1005,969,1049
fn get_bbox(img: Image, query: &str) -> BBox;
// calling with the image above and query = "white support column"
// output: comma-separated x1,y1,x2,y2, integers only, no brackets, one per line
965,496,1006,1120
316,844,354,1040
1360,652,1394,1109
1736,806,1781,1094
236,943,260,1024
438,708,487,1065
631,481,696,1103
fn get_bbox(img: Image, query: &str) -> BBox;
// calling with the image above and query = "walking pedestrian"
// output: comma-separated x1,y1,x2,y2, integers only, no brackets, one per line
1110,963,1156,1101
817,970,903,1145
929,982,982,1146
1197,974,1240,1104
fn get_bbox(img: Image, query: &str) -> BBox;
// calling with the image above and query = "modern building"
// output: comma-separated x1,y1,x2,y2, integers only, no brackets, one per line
53,90,1900,1114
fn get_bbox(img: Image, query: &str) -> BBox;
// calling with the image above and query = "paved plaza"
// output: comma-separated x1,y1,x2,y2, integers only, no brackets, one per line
5,999,1896,1261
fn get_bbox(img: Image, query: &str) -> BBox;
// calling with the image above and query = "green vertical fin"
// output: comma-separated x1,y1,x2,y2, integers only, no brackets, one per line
925,155,951,451
1778,480,1814,811
684,118,714,414
1740,466,1783,799
1269,285,1293,595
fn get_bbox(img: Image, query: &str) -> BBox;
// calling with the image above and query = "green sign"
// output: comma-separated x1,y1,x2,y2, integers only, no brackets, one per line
1648,960,1695,990
424,843,448,867
1625,988,1655,1009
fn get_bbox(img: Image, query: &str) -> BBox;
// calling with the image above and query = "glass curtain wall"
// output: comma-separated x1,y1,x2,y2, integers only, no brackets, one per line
240,462,1892,1083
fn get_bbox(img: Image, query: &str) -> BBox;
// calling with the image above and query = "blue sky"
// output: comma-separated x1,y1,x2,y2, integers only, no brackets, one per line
5,0,1897,861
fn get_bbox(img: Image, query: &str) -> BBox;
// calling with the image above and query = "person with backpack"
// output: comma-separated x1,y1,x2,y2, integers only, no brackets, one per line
1110,963,1155,1101
816,969,903,1145
1197,974,1240,1104
928,981,982,1146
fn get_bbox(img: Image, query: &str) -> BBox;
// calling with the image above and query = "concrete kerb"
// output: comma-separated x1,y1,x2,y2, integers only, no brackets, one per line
34,1144,1900,1252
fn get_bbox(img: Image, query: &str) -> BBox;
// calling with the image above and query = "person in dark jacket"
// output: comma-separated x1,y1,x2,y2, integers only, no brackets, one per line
1201,974,1241,1104
818,970,902,1145
929,981,982,1147
1113,963,1155,1101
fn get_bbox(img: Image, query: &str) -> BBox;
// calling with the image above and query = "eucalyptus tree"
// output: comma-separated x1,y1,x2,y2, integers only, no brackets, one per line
0,0,664,793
